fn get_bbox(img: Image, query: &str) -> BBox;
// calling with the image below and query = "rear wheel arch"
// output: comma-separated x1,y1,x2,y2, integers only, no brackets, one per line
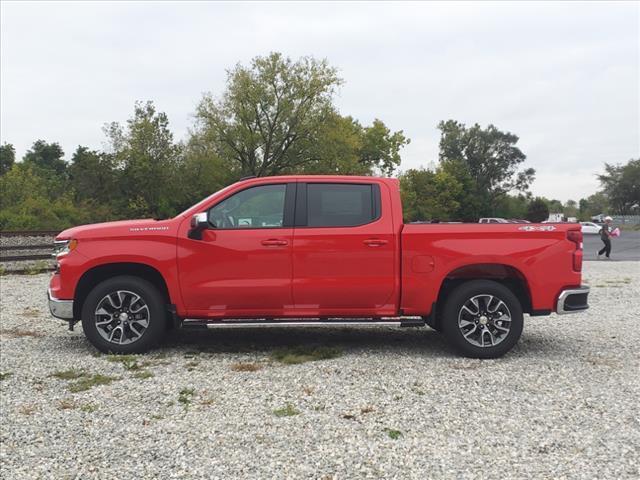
430,263,532,331
73,262,172,320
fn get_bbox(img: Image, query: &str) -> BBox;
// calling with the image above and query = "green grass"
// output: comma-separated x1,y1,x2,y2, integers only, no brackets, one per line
80,403,98,413
384,428,403,440
50,369,87,380
106,355,141,370
270,345,343,365
133,370,154,380
25,260,49,275
178,388,195,408
67,374,117,393
273,404,301,417
0,372,12,381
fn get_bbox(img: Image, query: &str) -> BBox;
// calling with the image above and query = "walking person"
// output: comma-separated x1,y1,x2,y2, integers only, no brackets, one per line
597,216,614,260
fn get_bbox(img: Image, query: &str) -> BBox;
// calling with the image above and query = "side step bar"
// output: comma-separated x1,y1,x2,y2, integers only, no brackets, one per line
182,318,425,329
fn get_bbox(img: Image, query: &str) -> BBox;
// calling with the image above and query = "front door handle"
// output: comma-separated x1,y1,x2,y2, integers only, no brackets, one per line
261,239,289,247
363,239,388,247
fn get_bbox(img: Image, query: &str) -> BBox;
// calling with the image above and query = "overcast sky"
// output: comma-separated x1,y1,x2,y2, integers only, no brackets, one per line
1,1,638,201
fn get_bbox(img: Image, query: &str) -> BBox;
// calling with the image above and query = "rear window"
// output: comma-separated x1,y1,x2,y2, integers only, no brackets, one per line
306,183,378,227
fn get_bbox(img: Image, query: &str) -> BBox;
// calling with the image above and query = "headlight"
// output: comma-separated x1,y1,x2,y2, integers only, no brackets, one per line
53,239,78,258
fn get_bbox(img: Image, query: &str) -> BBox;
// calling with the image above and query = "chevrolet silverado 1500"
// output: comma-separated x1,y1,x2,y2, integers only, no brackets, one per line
48,176,589,358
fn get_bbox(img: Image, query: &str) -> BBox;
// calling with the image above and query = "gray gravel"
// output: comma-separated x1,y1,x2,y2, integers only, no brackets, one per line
1,262,639,479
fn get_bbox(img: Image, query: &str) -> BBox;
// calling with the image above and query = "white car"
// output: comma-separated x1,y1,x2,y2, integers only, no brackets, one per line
580,222,602,235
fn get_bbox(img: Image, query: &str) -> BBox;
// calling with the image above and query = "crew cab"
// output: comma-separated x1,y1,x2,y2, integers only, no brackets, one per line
48,176,589,358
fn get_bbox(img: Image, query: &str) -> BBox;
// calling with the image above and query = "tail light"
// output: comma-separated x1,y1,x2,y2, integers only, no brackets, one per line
567,230,583,272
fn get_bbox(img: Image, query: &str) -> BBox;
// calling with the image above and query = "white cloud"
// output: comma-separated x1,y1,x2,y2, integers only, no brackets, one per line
1,1,638,201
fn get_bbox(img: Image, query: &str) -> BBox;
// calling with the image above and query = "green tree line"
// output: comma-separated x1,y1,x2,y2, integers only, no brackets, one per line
0,52,637,230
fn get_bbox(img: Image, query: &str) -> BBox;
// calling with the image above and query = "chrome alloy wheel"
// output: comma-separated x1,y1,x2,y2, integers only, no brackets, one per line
94,290,150,345
457,294,512,348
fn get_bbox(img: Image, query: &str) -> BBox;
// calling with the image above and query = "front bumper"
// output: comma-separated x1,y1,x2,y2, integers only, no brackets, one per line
556,285,590,314
47,289,74,320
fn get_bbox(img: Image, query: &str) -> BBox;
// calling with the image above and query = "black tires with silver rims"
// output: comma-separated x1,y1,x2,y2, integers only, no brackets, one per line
442,280,523,358
81,276,166,354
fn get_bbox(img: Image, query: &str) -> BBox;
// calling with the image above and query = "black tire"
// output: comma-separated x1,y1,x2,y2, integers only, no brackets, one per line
81,275,167,354
441,280,523,358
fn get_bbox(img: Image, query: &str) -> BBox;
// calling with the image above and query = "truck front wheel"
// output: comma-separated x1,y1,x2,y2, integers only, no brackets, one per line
81,276,167,354
442,280,523,358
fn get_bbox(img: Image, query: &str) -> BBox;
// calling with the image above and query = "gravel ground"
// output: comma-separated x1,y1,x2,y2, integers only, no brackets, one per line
1,262,639,479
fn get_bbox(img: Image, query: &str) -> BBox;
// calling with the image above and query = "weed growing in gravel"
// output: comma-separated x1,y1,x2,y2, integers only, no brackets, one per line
271,345,342,365
133,370,154,380
80,404,98,413
25,260,49,275
106,355,141,370
58,399,77,410
360,406,375,414
273,404,301,417
20,307,41,317
18,404,38,415
0,328,44,338
0,265,6,276
0,372,12,381
68,374,117,393
51,369,87,380
178,388,195,409
231,362,263,372
384,428,403,440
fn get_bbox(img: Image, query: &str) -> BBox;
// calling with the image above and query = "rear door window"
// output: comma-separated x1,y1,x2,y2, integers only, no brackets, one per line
304,183,379,227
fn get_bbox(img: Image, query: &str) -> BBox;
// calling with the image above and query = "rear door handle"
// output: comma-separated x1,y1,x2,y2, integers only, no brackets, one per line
261,239,289,247
363,239,388,247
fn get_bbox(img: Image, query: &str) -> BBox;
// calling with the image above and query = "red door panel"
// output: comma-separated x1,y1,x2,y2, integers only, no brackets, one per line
177,228,293,317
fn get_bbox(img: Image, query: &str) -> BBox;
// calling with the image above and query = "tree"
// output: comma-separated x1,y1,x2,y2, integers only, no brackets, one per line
399,168,463,222
598,159,640,215
195,52,341,176
298,113,409,176
68,146,118,211
546,199,564,213
564,199,578,218
526,197,549,223
22,140,66,176
104,101,183,219
438,120,534,217
0,143,15,175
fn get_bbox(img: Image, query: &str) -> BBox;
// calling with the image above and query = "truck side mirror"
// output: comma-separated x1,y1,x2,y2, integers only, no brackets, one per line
188,212,209,240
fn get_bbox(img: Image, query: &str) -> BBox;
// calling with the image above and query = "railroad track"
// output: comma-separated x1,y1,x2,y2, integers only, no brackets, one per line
0,230,59,237
0,231,57,266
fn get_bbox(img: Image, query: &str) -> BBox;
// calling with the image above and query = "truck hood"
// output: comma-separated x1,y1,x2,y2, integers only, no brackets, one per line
56,219,176,240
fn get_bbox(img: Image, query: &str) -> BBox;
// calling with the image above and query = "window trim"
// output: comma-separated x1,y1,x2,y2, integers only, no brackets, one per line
294,182,381,228
204,182,296,230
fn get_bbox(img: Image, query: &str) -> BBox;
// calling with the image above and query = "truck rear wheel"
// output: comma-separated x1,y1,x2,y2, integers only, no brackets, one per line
442,280,523,358
81,276,167,354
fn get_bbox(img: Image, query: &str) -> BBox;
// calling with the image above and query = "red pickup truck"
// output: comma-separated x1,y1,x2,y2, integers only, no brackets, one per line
48,175,589,358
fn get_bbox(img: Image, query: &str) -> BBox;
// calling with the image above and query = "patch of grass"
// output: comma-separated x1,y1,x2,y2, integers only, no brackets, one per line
0,265,6,276
178,388,195,408
106,355,141,371
133,370,154,380
25,260,49,275
271,345,343,365
20,307,41,317
68,374,117,393
231,362,263,372
0,328,44,338
80,403,98,413
273,404,301,417
384,428,403,440
51,369,87,380
18,404,38,415
151,414,164,420
58,399,77,410
0,372,12,381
